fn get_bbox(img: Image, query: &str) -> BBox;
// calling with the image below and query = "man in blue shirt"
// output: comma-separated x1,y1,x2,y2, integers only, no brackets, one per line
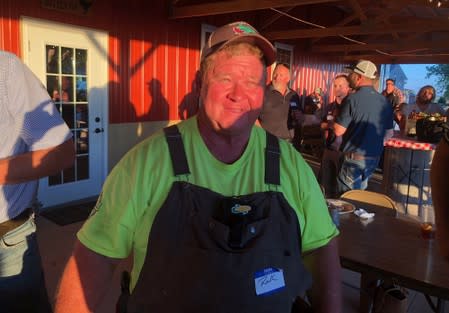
333,60,393,195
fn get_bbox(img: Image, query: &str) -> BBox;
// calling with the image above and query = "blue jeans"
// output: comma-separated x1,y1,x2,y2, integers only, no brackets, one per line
0,216,52,313
337,155,379,195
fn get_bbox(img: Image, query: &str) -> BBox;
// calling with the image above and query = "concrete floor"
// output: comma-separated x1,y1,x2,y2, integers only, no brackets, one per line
36,214,446,313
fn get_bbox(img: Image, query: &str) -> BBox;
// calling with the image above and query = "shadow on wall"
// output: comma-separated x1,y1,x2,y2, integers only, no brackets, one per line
107,79,172,170
178,70,201,120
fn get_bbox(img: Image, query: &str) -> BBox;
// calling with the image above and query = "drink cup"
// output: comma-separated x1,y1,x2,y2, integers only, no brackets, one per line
420,204,436,240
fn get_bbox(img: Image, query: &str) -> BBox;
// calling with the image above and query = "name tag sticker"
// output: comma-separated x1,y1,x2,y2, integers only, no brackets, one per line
254,267,285,296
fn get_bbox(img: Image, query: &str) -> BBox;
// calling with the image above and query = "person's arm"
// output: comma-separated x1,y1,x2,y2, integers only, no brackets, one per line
431,138,449,261
303,237,342,313
54,240,121,313
333,122,347,137
0,139,75,185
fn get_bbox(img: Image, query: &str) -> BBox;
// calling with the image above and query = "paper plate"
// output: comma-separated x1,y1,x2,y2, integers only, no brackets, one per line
326,199,355,214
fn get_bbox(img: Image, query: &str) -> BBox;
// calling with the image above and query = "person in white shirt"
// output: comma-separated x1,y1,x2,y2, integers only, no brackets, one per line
0,50,74,312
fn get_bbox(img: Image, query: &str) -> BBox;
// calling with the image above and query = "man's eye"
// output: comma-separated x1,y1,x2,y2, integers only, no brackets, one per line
247,81,258,87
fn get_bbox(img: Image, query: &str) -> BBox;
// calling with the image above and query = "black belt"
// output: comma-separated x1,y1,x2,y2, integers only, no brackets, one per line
345,152,378,161
0,208,33,237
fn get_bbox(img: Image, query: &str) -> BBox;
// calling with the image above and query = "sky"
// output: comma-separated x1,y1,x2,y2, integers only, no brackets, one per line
400,64,440,96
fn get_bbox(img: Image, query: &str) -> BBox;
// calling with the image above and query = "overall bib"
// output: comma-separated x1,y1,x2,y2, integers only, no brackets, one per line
126,126,312,313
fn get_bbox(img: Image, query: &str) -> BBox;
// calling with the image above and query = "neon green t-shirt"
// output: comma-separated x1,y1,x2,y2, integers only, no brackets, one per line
78,117,339,290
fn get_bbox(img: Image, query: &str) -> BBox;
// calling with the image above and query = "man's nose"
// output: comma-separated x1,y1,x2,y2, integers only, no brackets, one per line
228,82,245,101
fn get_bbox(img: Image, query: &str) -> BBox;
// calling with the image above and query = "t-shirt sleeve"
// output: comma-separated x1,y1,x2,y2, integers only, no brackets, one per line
7,56,71,151
335,96,352,128
77,157,138,259
297,160,339,253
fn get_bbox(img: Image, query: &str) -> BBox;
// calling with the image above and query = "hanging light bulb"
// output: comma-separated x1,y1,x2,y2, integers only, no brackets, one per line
437,1,442,6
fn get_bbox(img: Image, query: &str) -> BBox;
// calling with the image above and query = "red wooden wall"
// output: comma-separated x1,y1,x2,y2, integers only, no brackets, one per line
0,0,200,124
0,0,344,124
291,54,346,105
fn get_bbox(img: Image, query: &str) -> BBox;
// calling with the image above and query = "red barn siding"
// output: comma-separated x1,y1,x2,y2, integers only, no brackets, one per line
0,0,345,124
291,54,346,106
0,0,201,124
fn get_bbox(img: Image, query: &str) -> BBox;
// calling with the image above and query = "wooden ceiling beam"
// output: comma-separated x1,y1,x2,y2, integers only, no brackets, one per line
311,13,358,44
264,20,449,39
169,0,340,18
315,41,449,53
260,6,295,30
347,0,367,21
341,53,449,64
311,41,449,52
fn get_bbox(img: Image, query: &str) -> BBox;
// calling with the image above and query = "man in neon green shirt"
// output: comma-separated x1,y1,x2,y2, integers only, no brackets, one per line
55,21,341,313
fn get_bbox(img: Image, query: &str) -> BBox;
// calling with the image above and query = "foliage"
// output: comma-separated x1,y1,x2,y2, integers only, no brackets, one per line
437,97,446,104
426,64,449,99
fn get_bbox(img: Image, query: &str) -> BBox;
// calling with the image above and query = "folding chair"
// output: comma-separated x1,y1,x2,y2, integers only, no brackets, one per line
340,190,397,216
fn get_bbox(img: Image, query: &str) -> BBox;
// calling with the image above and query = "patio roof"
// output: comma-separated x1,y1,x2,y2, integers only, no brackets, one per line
169,0,449,64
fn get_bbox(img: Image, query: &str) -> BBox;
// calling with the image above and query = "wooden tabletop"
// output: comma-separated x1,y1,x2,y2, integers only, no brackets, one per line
338,200,449,300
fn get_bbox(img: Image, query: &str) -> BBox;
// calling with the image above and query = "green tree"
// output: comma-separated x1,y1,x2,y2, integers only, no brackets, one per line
426,64,449,99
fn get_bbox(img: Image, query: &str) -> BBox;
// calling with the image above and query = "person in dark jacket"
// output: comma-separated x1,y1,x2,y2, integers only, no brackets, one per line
259,62,302,142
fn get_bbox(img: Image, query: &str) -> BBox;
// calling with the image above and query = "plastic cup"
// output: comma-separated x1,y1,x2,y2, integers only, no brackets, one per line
420,204,436,240
420,222,435,239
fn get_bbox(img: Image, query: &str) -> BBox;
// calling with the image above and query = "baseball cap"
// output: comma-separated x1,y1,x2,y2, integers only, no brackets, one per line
345,60,378,79
200,21,276,66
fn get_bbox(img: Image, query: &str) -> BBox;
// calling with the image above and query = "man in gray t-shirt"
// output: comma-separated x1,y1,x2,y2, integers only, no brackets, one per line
333,60,393,195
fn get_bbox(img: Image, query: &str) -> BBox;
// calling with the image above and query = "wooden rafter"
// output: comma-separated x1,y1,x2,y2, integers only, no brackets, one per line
311,40,449,52
347,0,367,21
264,20,449,40
171,0,449,64
169,0,339,18
260,6,295,30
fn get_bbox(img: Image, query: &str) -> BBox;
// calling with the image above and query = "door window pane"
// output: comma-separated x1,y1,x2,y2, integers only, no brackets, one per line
46,44,90,186
76,49,87,75
46,46,59,73
61,47,74,74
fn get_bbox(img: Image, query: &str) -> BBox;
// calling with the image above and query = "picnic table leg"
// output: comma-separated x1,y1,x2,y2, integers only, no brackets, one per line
360,271,379,313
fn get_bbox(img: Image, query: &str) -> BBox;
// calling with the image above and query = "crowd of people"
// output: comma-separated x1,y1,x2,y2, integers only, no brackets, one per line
1,20,448,313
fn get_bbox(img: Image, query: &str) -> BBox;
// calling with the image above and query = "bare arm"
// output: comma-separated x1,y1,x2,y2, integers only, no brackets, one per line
54,240,121,313
431,138,449,261
0,139,75,184
333,122,347,137
303,237,342,313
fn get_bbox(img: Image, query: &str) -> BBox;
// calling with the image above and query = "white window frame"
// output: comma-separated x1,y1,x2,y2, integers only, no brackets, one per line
201,24,217,54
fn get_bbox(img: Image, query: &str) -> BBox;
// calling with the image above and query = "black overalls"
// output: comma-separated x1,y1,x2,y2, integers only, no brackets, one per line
126,125,312,313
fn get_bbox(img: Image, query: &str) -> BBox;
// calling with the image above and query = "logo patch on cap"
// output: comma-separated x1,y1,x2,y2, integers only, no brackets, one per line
232,24,256,35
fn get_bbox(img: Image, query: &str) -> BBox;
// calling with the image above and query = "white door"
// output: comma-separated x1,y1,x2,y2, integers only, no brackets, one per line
22,17,108,208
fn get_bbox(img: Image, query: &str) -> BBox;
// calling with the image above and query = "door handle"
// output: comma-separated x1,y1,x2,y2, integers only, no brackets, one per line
94,128,104,133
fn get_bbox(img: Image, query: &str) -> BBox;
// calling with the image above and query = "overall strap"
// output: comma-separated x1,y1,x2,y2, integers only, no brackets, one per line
163,125,190,176
265,132,281,186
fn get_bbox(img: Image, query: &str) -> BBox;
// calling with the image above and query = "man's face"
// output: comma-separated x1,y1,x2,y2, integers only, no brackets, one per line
386,80,395,93
272,64,290,89
333,77,350,99
348,72,361,89
419,87,434,104
200,49,265,136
